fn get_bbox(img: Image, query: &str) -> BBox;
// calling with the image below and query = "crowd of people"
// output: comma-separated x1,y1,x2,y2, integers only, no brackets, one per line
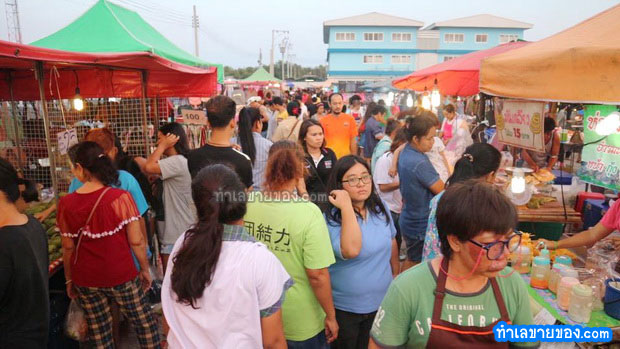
2,90,619,349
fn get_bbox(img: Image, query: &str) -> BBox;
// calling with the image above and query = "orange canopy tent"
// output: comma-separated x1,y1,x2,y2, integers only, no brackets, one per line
392,41,529,96
480,4,620,104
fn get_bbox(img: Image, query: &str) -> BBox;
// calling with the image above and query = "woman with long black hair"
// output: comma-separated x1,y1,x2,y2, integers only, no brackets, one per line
298,119,337,209
237,107,273,190
162,164,290,348
57,142,159,348
141,122,194,271
324,155,399,349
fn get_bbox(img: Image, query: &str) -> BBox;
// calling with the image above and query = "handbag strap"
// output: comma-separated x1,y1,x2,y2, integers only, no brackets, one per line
287,118,302,140
74,187,111,263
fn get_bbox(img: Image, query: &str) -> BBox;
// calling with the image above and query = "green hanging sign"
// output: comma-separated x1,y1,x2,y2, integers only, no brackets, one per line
577,105,620,191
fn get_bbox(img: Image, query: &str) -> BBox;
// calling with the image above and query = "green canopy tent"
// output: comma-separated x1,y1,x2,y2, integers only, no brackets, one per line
240,67,280,85
31,0,224,83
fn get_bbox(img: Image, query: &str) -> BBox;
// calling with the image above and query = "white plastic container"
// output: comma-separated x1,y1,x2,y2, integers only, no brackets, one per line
569,284,593,323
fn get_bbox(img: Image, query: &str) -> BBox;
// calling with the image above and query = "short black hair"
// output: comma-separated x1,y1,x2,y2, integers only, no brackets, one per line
385,119,401,137
544,116,557,134
371,105,387,116
349,95,361,104
405,112,437,142
0,157,20,203
444,104,456,114
272,96,284,106
436,180,517,258
205,95,236,128
329,93,343,103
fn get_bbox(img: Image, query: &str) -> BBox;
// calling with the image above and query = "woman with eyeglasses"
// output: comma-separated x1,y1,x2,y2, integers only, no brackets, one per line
325,155,399,349
370,180,536,348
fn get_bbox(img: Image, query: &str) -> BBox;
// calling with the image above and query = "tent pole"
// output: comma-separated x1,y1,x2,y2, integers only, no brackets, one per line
34,61,59,199
140,70,150,156
7,72,24,169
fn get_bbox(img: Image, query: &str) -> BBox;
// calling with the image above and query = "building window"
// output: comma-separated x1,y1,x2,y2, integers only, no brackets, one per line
444,33,464,43
499,34,519,43
443,55,458,62
363,32,384,41
335,32,355,41
391,55,411,64
392,32,412,42
475,34,488,43
363,55,384,64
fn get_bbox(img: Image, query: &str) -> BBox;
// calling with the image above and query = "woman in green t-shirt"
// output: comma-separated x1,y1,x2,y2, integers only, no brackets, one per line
370,181,537,349
244,140,338,347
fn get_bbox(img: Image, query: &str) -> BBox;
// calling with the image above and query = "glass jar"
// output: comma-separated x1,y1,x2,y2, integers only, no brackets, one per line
582,277,605,312
557,277,580,311
510,246,531,274
530,256,550,289
569,284,593,323
549,264,567,294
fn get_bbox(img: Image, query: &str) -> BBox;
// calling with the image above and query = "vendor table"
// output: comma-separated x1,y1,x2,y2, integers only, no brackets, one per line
518,201,582,224
521,273,620,344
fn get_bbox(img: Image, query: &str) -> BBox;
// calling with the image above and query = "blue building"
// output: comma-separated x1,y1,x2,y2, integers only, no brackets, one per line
323,13,532,82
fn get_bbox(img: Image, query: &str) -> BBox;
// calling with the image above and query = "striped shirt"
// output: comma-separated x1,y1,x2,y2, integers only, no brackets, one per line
252,132,273,191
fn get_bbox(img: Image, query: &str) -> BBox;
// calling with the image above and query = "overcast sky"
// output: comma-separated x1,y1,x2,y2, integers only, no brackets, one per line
2,0,618,68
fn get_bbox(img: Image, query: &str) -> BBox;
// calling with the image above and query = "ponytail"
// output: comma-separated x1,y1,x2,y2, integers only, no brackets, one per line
171,164,247,309
69,142,120,187
446,143,501,186
237,107,260,165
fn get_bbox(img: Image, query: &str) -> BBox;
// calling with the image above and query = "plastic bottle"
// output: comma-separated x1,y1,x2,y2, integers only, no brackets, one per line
510,246,532,273
560,267,579,280
530,256,551,289
548,264,567,294
555,255,572,267
569,284,593,323
557,277,580,311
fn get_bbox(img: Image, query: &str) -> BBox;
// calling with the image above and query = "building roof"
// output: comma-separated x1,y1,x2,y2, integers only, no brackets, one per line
323,12,424,43
424,14,533,30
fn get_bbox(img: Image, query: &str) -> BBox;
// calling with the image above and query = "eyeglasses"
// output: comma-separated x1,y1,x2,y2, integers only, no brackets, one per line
342,174,372,186
468,231,522,260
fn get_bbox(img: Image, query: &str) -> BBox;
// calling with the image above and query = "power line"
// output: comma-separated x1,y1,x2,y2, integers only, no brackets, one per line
113,0,188,21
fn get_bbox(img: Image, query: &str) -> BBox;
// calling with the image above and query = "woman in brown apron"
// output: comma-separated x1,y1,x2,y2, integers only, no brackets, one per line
369,181,537,348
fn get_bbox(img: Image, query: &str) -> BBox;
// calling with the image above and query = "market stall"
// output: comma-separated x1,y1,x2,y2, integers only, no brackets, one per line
30,0,224,84
477,5,620,342
393,41,529,96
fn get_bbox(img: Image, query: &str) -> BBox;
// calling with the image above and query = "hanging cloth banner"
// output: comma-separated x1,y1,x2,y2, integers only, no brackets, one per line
577,105,620,191
494,99,545,152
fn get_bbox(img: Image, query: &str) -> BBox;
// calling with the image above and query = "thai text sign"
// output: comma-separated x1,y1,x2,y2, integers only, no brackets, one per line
578,105,620,191
494,99,545,152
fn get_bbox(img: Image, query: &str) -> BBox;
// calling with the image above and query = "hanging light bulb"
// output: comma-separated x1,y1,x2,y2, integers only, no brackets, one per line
510,168,526,194
595,111,620,136
406,94,413,108
387,91,394,107
422,94,431,110
73,87,84,111
431,85,441,108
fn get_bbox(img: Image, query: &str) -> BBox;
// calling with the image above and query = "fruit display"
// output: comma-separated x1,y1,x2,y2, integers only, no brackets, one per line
25,201,63,263
531,168,555,183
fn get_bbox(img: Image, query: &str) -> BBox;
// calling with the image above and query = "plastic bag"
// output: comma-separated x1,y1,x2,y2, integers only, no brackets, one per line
65,299,88,342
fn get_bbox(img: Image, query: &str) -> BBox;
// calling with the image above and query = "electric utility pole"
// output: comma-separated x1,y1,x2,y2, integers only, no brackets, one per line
192,5,199,56
270,29,288,76
5,0,22,43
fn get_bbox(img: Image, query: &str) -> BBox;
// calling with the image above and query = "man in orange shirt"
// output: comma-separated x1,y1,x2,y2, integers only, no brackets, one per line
320,93,358,159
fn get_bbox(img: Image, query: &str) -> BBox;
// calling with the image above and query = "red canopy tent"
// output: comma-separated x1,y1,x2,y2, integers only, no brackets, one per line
0,40,217,100
392,41,530,96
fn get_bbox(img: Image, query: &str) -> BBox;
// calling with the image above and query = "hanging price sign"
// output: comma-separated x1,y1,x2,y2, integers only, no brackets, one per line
494,99,545,152
57,129,78,155
180,109,207,125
